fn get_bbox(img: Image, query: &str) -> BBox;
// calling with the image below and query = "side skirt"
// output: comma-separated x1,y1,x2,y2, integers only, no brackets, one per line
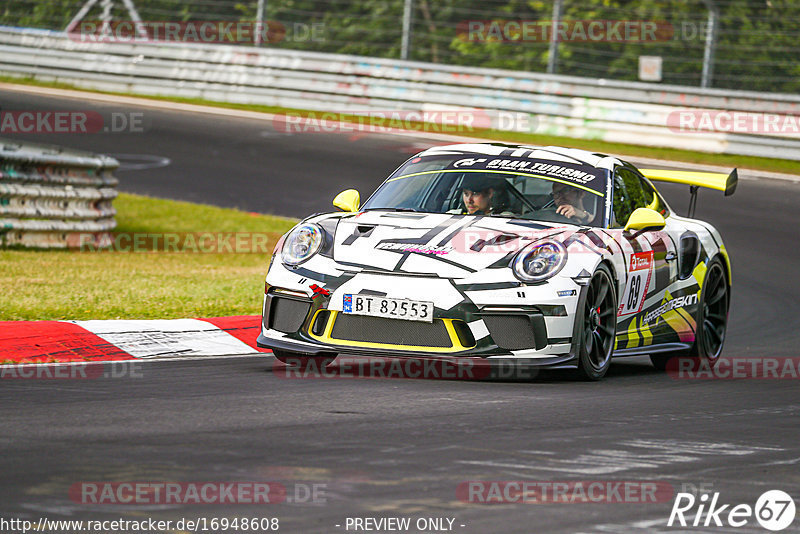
612,342,692,358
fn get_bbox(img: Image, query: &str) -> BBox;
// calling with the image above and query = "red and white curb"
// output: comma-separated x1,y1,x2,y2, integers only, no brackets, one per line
0,316,269,364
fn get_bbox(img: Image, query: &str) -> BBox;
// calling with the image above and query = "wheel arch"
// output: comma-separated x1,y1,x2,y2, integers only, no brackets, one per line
715,247,733,288
709,252,732,312
597,257,620,299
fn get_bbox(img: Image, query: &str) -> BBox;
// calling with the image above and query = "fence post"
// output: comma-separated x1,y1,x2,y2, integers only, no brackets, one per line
701,0,719,88
401,0,414,60
547,0,563,74
255,0,266,47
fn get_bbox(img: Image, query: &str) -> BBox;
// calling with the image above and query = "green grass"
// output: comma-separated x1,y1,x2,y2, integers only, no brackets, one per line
0,193,297,320
3,74,799,175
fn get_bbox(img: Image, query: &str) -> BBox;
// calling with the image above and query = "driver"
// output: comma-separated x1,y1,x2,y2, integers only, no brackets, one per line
552,182,592,224
452,174,510,215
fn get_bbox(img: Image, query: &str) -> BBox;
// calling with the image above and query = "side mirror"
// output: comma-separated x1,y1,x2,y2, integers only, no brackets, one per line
624,207,665,233
333,189,360,212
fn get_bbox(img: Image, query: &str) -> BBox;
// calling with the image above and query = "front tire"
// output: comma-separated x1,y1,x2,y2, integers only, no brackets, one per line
575,264,618,381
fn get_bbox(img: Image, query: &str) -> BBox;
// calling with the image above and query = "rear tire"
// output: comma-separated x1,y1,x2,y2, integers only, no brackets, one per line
689,258,729,364
575,264,618,381
272,349,336,371
649,257,729,371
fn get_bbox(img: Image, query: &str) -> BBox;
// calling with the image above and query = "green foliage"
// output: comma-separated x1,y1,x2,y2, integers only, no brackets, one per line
1,1,797,92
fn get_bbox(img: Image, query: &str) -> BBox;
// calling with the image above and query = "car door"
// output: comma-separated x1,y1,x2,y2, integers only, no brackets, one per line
610,166,679,350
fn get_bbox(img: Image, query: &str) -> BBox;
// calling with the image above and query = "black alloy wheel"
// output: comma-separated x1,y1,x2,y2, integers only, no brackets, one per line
576,264,618,380
691,258,729,363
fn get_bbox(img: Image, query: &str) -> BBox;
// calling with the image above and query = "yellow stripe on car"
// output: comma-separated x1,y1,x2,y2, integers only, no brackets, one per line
623,315,654,349
718,245,733,286
639,317,653,346
675,305,697,333
624,317,641,349
693,260,708,289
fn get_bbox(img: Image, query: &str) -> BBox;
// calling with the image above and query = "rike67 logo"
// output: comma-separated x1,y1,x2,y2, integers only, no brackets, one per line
668,490,796,531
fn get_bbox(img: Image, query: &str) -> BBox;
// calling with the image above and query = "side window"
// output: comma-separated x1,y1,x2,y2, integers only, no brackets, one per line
611,170,630,227
640,177,670,217
612,168,648,227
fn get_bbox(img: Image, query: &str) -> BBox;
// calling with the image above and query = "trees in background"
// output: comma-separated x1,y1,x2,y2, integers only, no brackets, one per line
2,0,797,92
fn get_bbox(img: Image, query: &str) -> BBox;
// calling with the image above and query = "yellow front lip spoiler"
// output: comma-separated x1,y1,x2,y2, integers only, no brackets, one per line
307,310,475,353
640,168,738,196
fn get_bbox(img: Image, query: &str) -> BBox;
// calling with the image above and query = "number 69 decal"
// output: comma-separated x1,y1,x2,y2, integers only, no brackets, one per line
618,251,654,317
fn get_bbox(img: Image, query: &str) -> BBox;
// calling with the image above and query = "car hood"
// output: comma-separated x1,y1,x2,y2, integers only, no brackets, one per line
331,211,568,279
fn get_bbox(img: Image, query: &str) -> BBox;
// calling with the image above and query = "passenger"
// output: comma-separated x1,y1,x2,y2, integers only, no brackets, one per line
552,182,592,224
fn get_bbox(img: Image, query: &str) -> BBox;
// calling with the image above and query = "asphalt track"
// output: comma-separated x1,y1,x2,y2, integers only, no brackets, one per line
2,87,800,533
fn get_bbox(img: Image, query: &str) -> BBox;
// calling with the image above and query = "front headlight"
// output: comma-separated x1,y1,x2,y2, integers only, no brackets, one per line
512,240,567,282
281,223,323,265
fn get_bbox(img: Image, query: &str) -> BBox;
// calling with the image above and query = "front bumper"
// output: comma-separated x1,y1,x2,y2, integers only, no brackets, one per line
256,331,578,369
257,282,580,368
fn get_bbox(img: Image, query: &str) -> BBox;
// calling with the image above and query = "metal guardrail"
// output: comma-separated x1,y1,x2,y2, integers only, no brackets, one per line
1,26,800,160
0,137,118,248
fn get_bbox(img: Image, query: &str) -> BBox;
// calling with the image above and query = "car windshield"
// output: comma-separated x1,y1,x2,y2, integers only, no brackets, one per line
361,153,608,226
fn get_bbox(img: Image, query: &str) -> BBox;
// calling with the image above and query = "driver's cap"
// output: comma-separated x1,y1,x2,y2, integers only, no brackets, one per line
461,174,496,192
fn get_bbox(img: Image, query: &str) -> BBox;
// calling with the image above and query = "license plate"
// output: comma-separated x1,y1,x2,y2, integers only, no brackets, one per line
342,294,434,323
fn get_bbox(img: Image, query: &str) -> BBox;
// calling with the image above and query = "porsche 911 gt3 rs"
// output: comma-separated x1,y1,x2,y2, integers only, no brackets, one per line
257,143,734,380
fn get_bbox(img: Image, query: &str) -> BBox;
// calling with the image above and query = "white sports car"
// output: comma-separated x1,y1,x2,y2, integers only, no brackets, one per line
257,143,735,380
